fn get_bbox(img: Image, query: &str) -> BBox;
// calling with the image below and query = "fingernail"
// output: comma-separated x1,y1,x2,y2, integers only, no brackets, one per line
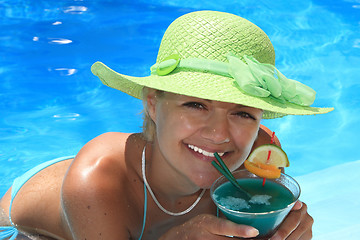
247,228,259,237
293,200,303,210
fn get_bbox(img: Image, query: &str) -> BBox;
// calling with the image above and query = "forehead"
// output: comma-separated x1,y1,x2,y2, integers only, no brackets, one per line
164,92,263,111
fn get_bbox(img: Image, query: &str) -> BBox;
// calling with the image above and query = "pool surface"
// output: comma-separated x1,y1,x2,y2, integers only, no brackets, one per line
1,0,359,239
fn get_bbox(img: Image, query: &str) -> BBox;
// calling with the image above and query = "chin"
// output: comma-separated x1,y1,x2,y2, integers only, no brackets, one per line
192,172,221,189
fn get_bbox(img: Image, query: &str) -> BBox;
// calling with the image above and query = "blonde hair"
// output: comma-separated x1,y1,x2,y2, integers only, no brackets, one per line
141,87,164,142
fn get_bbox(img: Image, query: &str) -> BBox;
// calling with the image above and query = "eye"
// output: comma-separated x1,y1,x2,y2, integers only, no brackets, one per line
234,111,256,120
183,102,207,110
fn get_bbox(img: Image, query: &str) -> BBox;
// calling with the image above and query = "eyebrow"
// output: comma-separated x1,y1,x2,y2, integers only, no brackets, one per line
190,97,259,110
202,99,248,108
234,104,252,109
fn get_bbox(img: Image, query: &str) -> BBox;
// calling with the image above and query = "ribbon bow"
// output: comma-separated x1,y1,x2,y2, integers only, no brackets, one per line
151,53,316,106
227,54,316,106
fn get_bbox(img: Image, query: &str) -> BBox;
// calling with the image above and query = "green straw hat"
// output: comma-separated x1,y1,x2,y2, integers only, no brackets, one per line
91,10,334,119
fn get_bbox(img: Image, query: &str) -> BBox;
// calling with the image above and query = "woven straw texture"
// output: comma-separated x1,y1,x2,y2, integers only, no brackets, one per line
91,11,334,118
157,11,275,65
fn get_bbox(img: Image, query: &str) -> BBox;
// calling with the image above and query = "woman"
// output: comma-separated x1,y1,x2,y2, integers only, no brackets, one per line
0,11,333,240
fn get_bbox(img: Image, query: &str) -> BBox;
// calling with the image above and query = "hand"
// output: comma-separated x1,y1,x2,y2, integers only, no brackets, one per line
159,214,259,240
270,201,314,240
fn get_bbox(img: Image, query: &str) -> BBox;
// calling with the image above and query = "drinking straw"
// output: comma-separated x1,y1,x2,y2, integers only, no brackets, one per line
214,152,237,182
212,152,252,199
262,131,276,186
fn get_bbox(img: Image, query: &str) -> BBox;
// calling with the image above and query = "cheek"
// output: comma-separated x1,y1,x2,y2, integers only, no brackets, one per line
156,110,201,140
154,108,171,142
155,110,188,149
233,121,259,140
232,124,260,160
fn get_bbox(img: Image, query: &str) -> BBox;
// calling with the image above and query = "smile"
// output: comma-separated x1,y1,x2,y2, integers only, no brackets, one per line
187,144,225,157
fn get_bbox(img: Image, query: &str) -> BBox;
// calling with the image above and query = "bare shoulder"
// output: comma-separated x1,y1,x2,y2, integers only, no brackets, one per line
84,132,132,154
62,132,143,202
63,132,137,188
61,132,146,239
68,132,134,173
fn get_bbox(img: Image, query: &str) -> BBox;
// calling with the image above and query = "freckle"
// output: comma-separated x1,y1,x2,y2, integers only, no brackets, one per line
87,206,91,210
133,179,137,182
104,212,107,215
178,201,182,205
99,233,102,236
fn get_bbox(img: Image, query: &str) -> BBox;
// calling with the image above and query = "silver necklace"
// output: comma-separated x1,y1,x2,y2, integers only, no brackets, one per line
141,147,206,216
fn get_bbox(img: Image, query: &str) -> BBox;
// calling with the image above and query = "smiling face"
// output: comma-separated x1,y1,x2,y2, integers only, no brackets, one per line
147,89,263,189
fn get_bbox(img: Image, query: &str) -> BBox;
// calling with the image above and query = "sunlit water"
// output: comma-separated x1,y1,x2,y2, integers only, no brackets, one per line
1,0,359,239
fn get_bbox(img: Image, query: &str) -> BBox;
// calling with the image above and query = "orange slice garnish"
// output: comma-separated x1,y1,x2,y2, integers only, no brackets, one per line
244,160,281,179
244,144,289,179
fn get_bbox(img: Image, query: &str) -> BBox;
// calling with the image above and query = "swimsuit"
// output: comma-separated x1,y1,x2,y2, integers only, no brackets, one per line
0,156,147,240
0,156,75,240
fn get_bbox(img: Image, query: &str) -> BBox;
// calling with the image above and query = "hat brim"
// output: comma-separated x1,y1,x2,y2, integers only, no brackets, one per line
91,61,334,119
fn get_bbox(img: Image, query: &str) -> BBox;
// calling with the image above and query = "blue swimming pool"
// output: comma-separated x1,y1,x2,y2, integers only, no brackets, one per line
1,0,359,239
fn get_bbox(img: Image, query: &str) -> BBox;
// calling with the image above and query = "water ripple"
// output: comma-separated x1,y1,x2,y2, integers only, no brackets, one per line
52,21,62,25
63,6,88,14
0,127,29,135
48,67,78,76
48,38,73,44
354,39,360,48
53,113,80,121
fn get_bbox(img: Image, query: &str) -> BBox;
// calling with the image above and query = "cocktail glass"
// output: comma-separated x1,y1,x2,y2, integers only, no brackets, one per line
210,169,301,239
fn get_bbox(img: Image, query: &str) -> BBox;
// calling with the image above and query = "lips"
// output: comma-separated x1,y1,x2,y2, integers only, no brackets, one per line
187,144,225,157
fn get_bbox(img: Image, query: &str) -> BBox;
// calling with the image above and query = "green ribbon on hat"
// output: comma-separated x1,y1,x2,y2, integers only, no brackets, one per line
150,53,316,106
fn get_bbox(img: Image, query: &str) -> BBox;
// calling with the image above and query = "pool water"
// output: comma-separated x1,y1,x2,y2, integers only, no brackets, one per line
1,0,359,239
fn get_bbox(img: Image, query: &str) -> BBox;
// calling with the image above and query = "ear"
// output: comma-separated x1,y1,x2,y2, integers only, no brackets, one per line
146,89,158,122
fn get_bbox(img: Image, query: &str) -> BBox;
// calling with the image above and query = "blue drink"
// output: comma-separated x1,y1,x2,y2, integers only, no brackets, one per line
210,170,300,239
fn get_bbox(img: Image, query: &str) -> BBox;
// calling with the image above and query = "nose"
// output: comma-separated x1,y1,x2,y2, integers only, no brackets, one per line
200,112,231,144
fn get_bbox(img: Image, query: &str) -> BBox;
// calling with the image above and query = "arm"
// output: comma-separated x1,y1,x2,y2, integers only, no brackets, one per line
160,215,259,239
61,133,131,240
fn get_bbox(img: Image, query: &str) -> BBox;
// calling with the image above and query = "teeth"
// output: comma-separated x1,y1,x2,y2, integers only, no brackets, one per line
188,144,225,157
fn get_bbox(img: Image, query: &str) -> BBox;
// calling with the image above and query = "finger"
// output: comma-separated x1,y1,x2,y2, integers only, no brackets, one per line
286,212,314,240
198,215,259,238
288,228,313,240
291,200,303,211
298,229,313,240
270,203,308,240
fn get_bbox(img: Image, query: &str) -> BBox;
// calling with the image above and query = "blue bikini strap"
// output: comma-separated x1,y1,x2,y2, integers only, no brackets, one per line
2,156,147,240
138,181,147,240
9,156,75,225
9,156,74,225
0,156,74,240
0,226,18,240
